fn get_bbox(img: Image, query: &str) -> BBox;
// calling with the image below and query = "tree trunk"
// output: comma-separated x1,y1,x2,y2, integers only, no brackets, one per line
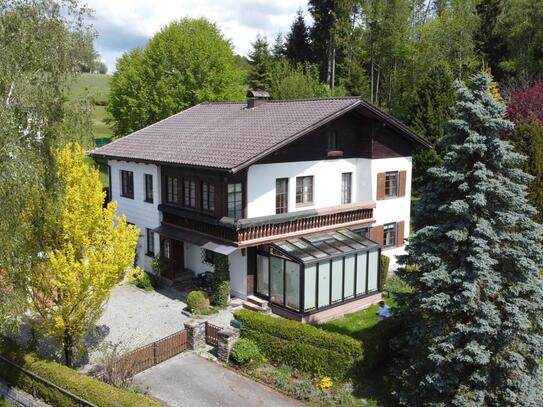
63,330,75,368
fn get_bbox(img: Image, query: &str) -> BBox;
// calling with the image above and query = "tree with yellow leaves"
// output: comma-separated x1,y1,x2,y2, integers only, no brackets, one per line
29,143,139,367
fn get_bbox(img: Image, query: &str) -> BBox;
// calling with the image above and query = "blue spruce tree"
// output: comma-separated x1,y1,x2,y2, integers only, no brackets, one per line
394,73,543,406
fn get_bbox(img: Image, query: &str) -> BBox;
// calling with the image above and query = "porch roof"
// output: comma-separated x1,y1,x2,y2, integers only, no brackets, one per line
153,224,236,255
270,229,380,264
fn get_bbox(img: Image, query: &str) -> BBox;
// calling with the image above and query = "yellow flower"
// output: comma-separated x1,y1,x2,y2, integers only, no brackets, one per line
319,376,333,390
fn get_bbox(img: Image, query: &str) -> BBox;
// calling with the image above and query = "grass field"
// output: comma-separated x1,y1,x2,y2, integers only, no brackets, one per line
69,73,113,140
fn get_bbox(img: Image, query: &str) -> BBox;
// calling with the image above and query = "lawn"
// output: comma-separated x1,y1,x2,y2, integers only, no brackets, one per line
68,73,114,141
317,277,410,407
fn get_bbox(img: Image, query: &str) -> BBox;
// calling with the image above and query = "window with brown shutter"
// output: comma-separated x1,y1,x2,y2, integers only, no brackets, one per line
399,171,407,197
396,220,405,247
369,224,384,245
376,172,386,200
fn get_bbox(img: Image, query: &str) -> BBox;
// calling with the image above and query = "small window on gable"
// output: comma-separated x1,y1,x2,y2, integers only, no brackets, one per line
327,130,337,151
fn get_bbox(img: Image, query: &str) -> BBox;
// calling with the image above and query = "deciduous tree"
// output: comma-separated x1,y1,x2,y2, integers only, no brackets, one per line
107,18,245,137
396,73,543,405
29,144,139,367
0,0,93,330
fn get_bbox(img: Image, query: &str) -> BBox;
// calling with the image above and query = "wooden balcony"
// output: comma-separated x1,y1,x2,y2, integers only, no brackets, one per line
159,202,375,248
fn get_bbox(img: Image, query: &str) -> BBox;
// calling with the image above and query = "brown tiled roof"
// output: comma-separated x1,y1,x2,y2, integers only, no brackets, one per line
91,96,429,172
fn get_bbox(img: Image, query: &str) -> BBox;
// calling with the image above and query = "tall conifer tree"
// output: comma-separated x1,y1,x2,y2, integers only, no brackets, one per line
395,73,543,406
285,10,312,65
248,34,273,91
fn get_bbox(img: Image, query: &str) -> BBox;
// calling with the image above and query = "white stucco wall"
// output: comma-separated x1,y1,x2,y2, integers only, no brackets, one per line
247,159,360,217
108,160,161,273
229,250,248,299
246,157,412,269
184,242,213,275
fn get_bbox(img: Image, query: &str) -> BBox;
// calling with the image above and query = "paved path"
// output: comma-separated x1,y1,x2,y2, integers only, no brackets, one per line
133,353,302,407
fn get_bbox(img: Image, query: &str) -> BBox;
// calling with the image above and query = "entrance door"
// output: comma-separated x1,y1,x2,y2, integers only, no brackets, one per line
160,238,185,280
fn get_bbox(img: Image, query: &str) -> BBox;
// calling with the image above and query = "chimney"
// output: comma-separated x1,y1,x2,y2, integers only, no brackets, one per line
246,90,270,109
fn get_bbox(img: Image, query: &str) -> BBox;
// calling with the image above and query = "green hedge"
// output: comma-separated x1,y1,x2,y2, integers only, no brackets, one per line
233,309,362,380
0,338,162,407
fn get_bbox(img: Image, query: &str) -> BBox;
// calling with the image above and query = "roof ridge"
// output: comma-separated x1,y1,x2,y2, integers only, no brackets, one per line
200,96,362,105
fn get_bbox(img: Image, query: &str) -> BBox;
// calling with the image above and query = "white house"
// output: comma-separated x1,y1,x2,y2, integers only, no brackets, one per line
91,92,431,323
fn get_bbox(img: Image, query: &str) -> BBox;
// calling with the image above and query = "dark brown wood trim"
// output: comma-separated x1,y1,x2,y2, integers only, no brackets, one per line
370,224,384,246
376,173,386,201
396,221,405,247
399,171,407,197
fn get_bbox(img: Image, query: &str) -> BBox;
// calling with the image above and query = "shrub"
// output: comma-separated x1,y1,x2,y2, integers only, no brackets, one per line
380,255,390,290
233,309,362,380
0,337,161,407
360,316,406,375
151,255,169,276
230,338,263,366
134,271,155,291
212,255,230,307
186,291,209,314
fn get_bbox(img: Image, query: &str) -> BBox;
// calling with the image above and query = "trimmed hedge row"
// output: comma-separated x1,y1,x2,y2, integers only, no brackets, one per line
0,338,162,407
233,309,362,380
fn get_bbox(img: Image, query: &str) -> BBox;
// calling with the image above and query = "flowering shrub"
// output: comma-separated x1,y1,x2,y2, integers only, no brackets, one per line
319,376,333,390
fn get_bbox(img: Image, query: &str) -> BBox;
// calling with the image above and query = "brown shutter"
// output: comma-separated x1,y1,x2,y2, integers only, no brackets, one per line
399,170,407,197
396,221,405,247
370,225,384,246
376,172,386,200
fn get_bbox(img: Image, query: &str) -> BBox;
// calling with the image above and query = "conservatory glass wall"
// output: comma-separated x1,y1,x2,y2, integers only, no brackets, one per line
255,229,381,314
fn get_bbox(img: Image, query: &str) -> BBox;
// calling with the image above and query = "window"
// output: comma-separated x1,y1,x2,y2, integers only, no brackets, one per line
144,174,153,203
317,261,330,308
120,170,134,199
327,130,337,151
166,176,178,203
227,183,243,218
162,239,171,259
257,255,269,297
146,228,155,256
331,258,343,303
385,171,399,198
304,265,317,311
367,250,379,291
270,256,284,305
202,182,215,211
296,176,313,205
183,179,196,208
384,223,397,247
341,172,352,204
356,252,367,295
285,261,300,311
275,178,289,214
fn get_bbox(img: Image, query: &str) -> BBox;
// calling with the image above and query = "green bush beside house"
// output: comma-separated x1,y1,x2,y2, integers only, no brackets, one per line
0,338,162,407
233,309,362,380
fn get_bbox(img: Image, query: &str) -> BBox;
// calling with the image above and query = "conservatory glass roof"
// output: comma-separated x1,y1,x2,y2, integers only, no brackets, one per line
271,229,380,264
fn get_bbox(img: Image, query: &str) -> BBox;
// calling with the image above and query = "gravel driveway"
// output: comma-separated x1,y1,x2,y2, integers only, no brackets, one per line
84,284,233,367
134,353,302,407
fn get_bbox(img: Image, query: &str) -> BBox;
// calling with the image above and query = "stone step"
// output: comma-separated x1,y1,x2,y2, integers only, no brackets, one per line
246,295,268,308
242,301,271,314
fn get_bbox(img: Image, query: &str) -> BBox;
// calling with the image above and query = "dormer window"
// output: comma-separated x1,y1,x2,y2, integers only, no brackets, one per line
327,130,337,151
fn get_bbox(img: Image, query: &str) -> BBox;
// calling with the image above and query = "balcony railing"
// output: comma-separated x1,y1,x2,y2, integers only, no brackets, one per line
160,202,375,247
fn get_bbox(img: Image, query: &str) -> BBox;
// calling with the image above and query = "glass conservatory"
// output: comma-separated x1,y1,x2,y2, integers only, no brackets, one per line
255,229,381,314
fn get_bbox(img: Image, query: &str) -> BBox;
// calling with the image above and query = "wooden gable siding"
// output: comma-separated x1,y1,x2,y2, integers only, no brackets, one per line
255,112,417,166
